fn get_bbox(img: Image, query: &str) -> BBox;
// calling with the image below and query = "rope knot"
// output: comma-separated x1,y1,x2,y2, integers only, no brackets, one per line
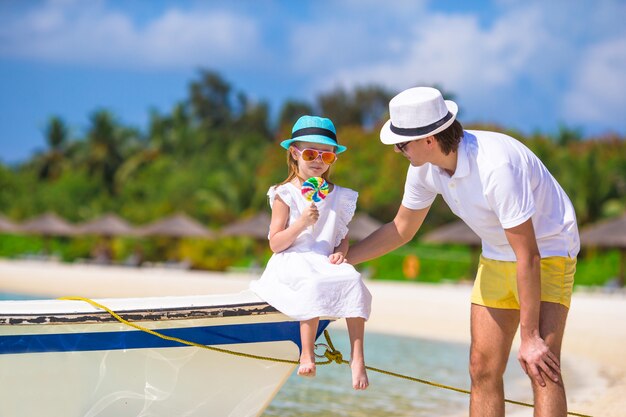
324,349,343,364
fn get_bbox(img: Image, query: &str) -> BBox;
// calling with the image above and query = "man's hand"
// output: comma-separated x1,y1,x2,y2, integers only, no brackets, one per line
518,335,561,387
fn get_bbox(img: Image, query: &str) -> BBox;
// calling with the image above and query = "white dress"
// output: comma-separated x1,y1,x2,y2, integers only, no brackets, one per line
249,182,372,321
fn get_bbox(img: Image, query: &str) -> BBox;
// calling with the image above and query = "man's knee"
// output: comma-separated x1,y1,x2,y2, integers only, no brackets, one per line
469,349,507,384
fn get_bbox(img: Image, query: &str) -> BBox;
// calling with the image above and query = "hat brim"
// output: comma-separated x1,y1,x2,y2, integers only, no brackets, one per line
280,136,347,153
380,100,458,145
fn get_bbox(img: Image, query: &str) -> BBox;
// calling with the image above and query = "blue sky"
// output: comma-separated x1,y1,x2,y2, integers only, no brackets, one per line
1,0,625,164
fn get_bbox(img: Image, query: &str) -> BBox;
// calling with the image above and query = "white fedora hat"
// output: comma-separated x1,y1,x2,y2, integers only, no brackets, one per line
380,87,458,145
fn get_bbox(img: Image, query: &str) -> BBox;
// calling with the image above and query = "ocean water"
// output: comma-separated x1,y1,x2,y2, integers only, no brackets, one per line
0,292,47,301
264,330,529,417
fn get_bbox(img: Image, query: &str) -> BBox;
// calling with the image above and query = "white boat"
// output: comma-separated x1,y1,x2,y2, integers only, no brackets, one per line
0,290,333,417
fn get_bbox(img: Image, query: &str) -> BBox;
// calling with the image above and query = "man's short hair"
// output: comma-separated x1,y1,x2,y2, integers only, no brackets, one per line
434,120,464,155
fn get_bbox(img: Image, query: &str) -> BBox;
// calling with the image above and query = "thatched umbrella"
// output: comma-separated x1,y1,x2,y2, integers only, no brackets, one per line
420,220,481,246
0,214,19,234
421,220,481,279
137,213,214,267
77,213,137,237
76,213,139,265
579,212,626,287
138,213,213,239
349,213,384,241
220,212,271,239
20,212,77,237
20,212,78,255
220,212,271,271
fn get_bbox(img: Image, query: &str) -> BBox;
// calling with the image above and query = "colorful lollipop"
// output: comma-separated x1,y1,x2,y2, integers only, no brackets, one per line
301,177,329,203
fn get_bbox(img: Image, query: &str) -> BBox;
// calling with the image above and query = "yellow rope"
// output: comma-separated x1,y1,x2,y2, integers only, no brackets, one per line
59,296,593,417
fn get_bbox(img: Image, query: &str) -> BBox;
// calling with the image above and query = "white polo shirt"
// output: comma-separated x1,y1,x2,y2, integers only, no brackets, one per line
402,130,580,261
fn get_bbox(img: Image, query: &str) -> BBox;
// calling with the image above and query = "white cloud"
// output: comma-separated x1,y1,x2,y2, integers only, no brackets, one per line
311,6,552,101
0,1,261,70
562,37,626,127
286,0,429,75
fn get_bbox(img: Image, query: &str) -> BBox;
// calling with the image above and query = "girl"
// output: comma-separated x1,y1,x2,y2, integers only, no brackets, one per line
250,115,371,390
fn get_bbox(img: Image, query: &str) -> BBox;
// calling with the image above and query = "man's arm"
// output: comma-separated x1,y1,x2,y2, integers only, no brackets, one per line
504,218,561,387
347,205,430,265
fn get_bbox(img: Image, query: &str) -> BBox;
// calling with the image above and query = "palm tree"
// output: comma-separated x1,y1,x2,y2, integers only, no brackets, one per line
36,116,69,180
85,110,124,195
278,100,314,129
316,84,394,128
317,87,362,127
236,99,272,140
189,70,234,129
353,85,394,129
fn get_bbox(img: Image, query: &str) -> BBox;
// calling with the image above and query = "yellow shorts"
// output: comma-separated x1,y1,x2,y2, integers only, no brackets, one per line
471,255,576,309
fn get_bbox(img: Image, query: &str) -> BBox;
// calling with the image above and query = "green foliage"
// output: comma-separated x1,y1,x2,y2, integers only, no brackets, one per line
0,235,45,258
360,242,476,282
526,136,626,224
178,238,252,270
0,165,18,213
0,234,88,262
574,249,623,286
2,232,616,287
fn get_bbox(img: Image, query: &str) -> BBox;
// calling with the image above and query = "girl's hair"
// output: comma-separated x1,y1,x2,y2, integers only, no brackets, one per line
275,146,331,187
433,119,464,155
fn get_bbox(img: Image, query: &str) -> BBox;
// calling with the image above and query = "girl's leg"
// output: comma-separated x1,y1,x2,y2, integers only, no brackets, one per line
346,317,369,390
298,318,319,377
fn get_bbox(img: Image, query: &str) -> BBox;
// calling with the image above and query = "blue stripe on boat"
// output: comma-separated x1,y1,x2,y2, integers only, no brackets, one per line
0,320,331,355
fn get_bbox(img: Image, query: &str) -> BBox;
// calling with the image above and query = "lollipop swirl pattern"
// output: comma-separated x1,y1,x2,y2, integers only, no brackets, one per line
301,177,329,203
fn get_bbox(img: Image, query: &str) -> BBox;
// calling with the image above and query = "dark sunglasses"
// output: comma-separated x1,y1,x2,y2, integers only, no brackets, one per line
294,147,337,165
395,141,411,152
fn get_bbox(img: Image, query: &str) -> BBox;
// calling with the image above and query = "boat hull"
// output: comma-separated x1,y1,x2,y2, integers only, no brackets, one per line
0,291,331,417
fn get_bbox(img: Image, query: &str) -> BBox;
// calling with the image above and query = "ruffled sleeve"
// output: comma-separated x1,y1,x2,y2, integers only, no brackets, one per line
267,184,292,209
334,187,358,247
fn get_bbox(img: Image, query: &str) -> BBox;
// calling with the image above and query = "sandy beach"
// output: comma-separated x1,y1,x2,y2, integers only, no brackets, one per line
1,259,624,417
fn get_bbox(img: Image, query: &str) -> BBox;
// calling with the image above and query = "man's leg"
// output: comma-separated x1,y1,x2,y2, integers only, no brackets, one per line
531,301,569,417
469,304,519,417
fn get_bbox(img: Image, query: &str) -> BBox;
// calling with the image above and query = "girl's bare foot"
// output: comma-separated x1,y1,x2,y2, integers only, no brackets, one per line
350,359,369,390
297,362,316,377
298,319,319,378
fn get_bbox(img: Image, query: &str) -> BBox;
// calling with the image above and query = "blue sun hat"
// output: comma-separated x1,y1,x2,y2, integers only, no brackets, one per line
280,115,347,153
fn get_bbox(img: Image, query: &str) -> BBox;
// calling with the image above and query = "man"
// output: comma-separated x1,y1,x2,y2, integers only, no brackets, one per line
347,87,579,417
